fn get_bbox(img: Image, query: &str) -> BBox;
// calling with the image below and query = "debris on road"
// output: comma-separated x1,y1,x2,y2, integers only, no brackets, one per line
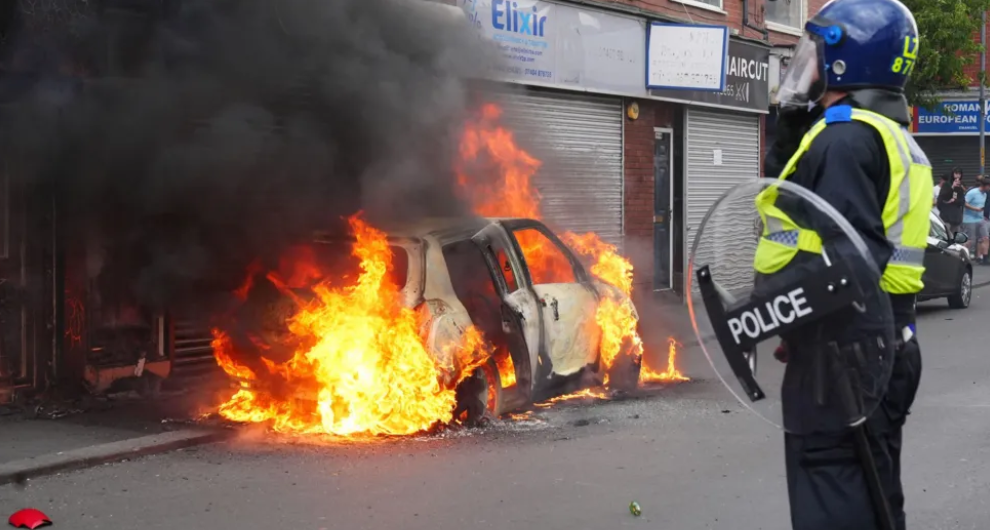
7,508,52,529
629,501,642,516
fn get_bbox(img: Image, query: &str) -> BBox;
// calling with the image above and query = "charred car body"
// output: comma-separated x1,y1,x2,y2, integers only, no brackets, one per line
222,217,642,421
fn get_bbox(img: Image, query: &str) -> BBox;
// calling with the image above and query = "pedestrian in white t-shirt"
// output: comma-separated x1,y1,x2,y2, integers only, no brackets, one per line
933,174,946,216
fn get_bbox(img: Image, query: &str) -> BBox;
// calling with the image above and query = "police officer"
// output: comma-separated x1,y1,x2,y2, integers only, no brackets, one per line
758,0,928,528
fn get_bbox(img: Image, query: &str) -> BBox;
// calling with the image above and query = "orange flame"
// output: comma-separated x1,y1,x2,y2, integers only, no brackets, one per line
212,215,491,436
534,388,609,408
642,337,689,383
495,352,517,389
457,103,687,386
233,260,263,301
458,104,542,220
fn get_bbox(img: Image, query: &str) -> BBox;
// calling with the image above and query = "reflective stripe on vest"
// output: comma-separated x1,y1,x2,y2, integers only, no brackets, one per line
754,107,932,295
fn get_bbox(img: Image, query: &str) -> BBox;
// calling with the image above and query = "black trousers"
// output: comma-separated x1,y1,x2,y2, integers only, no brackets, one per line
784,337,922,530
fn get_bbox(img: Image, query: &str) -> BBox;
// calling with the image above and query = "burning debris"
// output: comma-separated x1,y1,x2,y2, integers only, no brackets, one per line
534,388,611,409
642,338,690,384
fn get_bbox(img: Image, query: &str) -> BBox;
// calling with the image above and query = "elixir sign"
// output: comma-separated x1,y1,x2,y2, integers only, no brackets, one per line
461,0,556,82
459,0,647,96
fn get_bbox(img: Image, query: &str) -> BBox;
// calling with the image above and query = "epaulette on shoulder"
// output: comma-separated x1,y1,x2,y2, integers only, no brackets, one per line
824,104,853,125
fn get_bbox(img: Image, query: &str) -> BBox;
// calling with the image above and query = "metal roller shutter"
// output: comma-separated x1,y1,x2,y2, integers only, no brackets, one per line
488,90,624,244
685,108,761,295
915,136,986,182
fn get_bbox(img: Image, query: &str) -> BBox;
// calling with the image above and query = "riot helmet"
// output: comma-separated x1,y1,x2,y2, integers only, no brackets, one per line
777,0,919,108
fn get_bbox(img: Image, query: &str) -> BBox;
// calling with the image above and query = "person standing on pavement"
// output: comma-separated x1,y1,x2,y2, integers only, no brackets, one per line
963,178,990,264
967,174,984,194
980,176,990,221
933,174,945,217
938,169,966,235
760,0,928,528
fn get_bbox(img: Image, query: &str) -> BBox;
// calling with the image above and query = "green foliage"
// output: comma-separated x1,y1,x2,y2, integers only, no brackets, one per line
902,0,990,109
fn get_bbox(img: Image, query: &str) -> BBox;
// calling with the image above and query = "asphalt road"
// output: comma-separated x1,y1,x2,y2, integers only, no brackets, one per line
3,290,990,530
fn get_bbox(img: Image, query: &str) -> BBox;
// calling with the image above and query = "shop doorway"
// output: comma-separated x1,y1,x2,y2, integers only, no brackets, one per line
653,127,680,291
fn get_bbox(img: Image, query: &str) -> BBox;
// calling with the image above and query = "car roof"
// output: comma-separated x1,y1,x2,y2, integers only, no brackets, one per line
313,217,538,244
388,216,535,238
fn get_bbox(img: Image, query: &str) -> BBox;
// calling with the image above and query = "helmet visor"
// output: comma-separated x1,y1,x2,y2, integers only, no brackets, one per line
776,34,826,108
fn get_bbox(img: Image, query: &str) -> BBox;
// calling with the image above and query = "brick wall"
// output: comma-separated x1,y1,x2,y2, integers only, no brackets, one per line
601,0,766,41
961,17,990,86
595,0,831,47
623,99,676,289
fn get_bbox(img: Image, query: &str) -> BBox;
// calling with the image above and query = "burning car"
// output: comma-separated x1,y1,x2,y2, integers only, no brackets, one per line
213,215,643,433
205,103,687,437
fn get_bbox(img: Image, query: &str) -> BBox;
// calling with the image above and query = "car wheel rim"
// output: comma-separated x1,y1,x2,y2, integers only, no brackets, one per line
963,273,972,305
485,371,498,414
475,369,490,409
474,366,498,415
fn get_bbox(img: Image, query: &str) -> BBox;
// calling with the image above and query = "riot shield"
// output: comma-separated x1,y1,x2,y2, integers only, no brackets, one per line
688,178,897,435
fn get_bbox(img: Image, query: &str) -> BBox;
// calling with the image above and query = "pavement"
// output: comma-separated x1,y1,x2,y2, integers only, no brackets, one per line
0,381,234,485
0,275,988,529
972,260,990,287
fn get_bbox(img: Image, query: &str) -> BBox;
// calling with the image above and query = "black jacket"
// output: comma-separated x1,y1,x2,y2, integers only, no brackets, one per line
937,184,966,225
762,89,916,328
761,90,922,434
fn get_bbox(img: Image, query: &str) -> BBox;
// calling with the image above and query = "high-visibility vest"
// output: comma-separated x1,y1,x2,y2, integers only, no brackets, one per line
754,105,932,295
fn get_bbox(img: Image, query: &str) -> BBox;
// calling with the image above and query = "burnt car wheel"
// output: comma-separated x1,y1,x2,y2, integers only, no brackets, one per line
605,336,642,392
454,358,503,426
948,269,972,309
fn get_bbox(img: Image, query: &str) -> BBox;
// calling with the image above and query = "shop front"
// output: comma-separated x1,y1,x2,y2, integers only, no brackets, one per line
647,28,771,296
910,99,989,180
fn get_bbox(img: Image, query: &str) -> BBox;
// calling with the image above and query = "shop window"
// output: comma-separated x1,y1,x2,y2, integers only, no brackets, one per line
672,0,723,11
766,0,805,32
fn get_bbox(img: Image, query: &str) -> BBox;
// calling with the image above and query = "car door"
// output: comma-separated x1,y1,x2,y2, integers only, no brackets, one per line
471,223,544,395
500,220,602,379
923,215,956,295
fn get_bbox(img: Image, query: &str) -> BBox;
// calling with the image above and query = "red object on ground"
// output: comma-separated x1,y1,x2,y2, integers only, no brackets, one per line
773,342,789,364
7,508,52,529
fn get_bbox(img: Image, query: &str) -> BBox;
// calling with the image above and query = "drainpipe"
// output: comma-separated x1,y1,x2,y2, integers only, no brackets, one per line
743,0,769,41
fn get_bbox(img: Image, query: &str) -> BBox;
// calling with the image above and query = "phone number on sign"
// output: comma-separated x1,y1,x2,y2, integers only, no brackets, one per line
495,65,552,78
716,82,751,102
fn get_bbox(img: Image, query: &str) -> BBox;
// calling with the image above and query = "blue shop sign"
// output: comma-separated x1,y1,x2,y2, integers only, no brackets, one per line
911,100,990,135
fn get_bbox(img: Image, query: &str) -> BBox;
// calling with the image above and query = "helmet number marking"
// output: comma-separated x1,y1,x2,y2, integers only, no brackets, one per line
892,36,919,76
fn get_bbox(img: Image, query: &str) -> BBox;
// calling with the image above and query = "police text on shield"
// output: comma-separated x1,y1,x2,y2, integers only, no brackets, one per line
727,288,813,345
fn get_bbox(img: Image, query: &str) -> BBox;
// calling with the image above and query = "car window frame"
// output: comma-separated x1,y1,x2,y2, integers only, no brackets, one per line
468,225,533,297
309,234,424,303
498,219,592,285
490,245,522,294
930,215,949,242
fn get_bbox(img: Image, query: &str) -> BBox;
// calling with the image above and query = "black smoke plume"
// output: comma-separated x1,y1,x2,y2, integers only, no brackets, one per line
0,0,495,310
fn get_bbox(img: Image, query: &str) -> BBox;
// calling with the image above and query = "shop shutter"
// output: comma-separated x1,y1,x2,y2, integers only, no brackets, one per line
487,89,624,244
915,136,986,182
684,108,761,295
